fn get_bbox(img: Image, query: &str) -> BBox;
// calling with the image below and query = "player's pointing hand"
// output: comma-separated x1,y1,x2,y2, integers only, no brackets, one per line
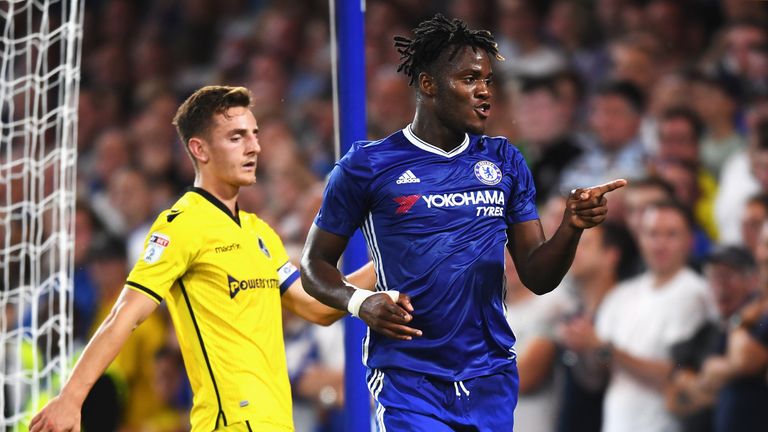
565,179,627,230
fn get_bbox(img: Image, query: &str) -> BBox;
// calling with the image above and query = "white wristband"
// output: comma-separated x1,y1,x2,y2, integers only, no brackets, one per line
347,289,400,318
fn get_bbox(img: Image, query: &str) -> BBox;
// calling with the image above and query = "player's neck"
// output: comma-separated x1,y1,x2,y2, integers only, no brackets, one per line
411,113,466,153
194,177,239,216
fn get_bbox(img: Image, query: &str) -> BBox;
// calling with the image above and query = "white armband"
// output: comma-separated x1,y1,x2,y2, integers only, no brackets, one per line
347,288,399,318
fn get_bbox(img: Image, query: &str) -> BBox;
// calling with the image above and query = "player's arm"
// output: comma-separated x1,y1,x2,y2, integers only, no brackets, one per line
508,179,626,295
301,225,421,340
30,288,158,432
281,261,377,326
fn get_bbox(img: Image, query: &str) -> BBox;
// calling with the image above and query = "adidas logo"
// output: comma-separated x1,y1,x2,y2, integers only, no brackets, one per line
396,170,421,184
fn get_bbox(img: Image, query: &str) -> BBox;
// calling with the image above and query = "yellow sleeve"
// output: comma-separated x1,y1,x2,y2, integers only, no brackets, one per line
257,219,300,295
125,212,195,303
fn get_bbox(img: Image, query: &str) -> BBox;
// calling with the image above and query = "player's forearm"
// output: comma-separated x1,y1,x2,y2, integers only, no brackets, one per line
300,255,357,311
59,300,141,405
345,261,377,291
519,223,582,294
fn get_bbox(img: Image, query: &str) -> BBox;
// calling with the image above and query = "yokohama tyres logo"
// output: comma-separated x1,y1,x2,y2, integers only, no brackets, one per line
393,195,421,214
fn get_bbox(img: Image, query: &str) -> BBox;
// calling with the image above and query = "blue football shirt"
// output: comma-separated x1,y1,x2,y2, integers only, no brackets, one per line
315,125,539,380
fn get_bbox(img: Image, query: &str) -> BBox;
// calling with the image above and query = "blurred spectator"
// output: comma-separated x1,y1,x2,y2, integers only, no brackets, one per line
716,119,768,245
141,347,191,432
552,69,587,130
511,75,584,202
560,201,714,432
555,222,635,432
644,72,691,155
642,0,701,70
650,159,713,264
544,1,606,88
495,0,567,79
87,236,168,430
72,203,102,343
559,81,647,192
707,19,768,103
448,0,496,29
608,32,662,96
51,1,768,430
594,0,643,39
505,253,567,432
284,311,345,432
652,106,719,242
688,73,746,177
106,168,155,263
741,193,768,258
667,246,765,432
367,68,415,139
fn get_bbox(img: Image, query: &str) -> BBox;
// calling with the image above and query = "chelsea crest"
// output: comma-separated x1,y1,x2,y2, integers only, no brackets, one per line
474,161,502,185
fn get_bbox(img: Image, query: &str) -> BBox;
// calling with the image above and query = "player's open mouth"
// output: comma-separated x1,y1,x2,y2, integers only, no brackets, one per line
243,161,256,169
475,103,490,119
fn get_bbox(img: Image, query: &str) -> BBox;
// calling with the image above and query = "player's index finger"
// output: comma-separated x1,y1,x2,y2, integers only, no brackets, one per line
588,179,627,197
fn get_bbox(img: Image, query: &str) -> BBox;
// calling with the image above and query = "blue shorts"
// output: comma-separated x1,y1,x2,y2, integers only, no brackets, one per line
366,366,519,431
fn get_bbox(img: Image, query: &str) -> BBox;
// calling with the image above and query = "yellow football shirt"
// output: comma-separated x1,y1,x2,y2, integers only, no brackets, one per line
126,188,299,432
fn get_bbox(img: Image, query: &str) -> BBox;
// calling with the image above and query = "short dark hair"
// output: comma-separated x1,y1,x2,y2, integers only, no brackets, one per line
627,176,676,198
705,245,757,273
518,74,560,98
172,86,253,168
594,80,646,113
645,199,695,231
394,14,504,86
685,70,738,101
659,106,705,141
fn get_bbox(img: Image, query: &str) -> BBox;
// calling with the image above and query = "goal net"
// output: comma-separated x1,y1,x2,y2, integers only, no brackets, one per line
1,0,83,428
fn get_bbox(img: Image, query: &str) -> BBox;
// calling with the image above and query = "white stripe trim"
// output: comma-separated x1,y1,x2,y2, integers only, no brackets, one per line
362,327,371,365
402,124,469,158
370,370,386,432
362,213,388,290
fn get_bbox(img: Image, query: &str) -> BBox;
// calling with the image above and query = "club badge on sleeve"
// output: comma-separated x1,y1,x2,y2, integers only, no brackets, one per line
143,232,170,264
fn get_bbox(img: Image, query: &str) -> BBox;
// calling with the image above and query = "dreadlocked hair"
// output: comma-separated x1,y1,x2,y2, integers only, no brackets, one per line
394,13,504,86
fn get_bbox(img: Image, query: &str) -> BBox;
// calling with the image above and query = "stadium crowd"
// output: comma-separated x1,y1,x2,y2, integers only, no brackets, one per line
13,0,768,430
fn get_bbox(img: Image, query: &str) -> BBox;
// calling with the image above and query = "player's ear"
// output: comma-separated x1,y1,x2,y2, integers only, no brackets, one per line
418,72,437,98
188,137,209,164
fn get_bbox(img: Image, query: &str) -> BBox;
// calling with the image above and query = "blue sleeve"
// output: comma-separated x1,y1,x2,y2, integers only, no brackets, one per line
314,143,372,237
505,143,539,225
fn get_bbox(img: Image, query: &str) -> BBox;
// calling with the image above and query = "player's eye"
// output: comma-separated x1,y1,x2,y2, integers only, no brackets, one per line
464,77,476,84
231,135,242,142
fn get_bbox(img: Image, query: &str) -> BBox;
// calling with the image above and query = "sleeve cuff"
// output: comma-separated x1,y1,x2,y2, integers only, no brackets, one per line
125,281,163,304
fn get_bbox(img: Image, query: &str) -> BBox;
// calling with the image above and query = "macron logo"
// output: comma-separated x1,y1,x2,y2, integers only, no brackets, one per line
396,170,421,184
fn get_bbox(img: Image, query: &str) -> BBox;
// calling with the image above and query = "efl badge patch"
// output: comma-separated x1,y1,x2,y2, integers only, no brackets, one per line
143,232,170,264
474,161,502,185
258,237,271,258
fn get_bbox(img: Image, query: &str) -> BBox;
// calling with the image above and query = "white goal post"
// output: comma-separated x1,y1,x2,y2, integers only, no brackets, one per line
1,0,83,428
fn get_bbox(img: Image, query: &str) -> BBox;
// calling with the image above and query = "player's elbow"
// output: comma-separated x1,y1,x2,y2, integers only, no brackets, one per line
302,307,344,327
312,314,337,327
521,279,558,296
299,256,319,297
